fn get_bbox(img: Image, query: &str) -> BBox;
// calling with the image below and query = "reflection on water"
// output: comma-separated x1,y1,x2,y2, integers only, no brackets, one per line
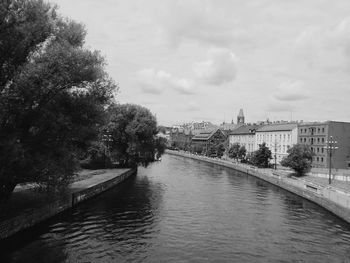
2,155,350,262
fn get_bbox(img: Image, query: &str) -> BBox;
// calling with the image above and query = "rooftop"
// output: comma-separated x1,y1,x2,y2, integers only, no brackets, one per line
256,123,297,132
230,124,262,135
192,128,220,141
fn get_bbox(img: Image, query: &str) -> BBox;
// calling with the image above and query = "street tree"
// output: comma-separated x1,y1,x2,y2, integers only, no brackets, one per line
251,142,272,168
281,144,313,176
107,103,165,167
238,145,247,160
228,143,240,160
0,0,117,200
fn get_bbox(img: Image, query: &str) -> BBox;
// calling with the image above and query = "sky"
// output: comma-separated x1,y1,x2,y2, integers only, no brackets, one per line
53,0,350,126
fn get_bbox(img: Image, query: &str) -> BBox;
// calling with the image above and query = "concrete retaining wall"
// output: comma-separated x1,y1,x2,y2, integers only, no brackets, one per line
0,168,136,240
167,150,350,224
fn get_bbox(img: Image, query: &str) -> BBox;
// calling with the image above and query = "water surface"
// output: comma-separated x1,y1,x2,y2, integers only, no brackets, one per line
2,155,350,262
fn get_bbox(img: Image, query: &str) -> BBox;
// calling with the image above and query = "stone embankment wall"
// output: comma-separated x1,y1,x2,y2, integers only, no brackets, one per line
167,150,350,224
0,168,136,240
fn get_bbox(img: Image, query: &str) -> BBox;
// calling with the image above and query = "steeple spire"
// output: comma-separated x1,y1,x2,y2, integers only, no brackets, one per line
237,109,245,124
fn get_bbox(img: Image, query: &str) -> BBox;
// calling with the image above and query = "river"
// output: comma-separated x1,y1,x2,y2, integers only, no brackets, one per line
2,154,350,262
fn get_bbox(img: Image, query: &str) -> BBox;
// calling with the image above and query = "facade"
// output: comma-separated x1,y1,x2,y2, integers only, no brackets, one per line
229,124,261,153
298,121,350,169
190,129,227,155
255,123,298,164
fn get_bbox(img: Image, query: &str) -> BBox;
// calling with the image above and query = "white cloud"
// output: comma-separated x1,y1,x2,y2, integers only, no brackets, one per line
273,80,309,101
294,17,350,71
137,68,166,94
194,48,238,85
157,0,254,48
185,101,200,112
137,68,195,95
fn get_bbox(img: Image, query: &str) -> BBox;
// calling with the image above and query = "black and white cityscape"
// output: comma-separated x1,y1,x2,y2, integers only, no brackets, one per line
1,1,350,262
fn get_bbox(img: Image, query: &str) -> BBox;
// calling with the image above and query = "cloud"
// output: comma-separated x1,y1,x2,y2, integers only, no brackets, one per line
294,17,350,71
137,68,166,94
273,80,309,101
266,100,295,112
157,0,254,48
137,68,195,95
185,101,200,112
194,48,238,85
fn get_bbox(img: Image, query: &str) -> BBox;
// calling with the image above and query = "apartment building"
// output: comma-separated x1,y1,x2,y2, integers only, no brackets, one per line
229,124,261,153
255,123,298,164
298,121,350,169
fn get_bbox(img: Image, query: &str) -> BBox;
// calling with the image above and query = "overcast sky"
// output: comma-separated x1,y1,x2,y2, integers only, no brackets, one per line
54,0,350,126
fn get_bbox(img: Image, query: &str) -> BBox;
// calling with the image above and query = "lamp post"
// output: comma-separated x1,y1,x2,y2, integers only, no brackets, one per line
272,137,280,170
324,136,338,184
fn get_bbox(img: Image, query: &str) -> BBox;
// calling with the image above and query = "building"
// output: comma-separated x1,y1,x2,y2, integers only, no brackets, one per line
229,124,262,153
169,128,193,150
220,109,245,131
255,123,298,165
298,121,350,169
237,108,245,124
190,128,227,155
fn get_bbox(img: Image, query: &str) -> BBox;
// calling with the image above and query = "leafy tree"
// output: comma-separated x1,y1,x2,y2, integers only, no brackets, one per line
107,103,163,167
251,142,272,168
281,144,313,176
228,143,240,159
216,144,226,158
0,0,117,199
238,145,247,160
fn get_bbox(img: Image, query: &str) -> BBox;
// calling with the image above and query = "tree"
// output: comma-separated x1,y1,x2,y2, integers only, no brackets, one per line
228,143,240,159
107,103,163,167
281,144,313,176
0,0,117,199
251,142,272,168
216,144,226,158
238,145,247,160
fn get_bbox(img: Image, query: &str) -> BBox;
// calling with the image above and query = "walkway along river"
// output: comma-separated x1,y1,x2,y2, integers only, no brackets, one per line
2,154,350,262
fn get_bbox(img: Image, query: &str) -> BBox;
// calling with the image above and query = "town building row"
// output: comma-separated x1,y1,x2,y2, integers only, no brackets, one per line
169,109,350,169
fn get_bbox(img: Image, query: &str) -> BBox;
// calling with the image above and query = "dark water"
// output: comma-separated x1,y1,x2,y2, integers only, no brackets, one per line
2,155,350,262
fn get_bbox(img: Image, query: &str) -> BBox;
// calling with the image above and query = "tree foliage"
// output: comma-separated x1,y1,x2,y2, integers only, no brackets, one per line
228,143,240,159
0,0,117,199
251,142,272,168
107,103,164,167
238,145,247,160
281,144,313,176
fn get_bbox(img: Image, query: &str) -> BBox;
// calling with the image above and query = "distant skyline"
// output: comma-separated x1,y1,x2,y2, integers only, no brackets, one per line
54,0,350,126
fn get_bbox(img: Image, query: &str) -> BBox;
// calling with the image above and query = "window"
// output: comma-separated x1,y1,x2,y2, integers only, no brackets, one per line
300,129,303,133
322,128,325,132
311,147,313,152
322,138,325,143
304,138,307,142
317,138,320,143
322,148,324,153
317,157,319,162
318,128,320,133
305,129,307,133
321,157,324,163
300,138,303,143
317,147,319,153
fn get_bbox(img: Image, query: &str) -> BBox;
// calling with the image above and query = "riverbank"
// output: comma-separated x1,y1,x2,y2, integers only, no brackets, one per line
166,150,350,224
0,168,136,240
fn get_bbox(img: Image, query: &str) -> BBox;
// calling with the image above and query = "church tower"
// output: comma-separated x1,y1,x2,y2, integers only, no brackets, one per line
237,108,245,124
